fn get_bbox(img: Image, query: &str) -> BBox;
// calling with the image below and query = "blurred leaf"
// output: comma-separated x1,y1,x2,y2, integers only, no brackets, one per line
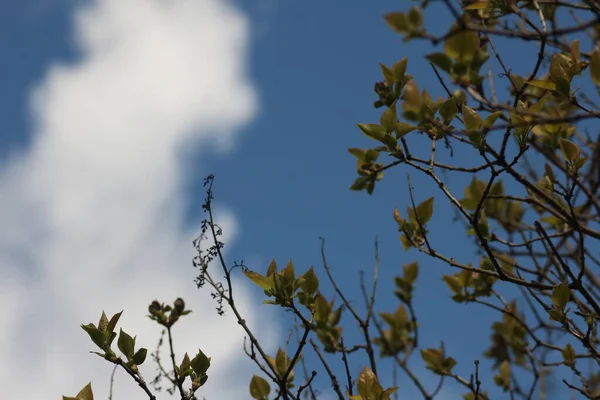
244,270,274,292
356,367,382,398
445,26,479,61
462,104,482,130
464,0,490,10
357,123,387,142
396,122,417,137
403,262,419,284
562,343,576,366
384,12,411,33
249,375,271,400
380,104,398,133
559,139,580,161
443,275,463,294
483,111,502,130
300,267,319,294
379,63,396,84
392,58,408,80
191,349,211,376
426,53,453,73
415,197,435,224
439,98,458,124
551,280,570,309
591,49,600,86
525,80,556,91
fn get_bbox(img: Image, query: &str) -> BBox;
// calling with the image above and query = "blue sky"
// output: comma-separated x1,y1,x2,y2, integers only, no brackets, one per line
0,0,593,399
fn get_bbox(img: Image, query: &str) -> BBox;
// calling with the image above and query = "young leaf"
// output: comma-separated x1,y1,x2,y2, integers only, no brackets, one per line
445,27,479,62
525,80,556,91
559,139,580,161
392,58,408,80
380,105,397,133
107,311,123,334
403,262,419,284
249,375,271,400
443,275,463,294
379,63,396,84
81,324,107,351
562,343,576,366
357,123,387,142
191,349,211,376
300,266,319,294
244,270,275,292
551,280,570,309
426,53,453,72
117,329,135,359
591,49,600,86
462,104,482,130
415,197,434,224
384,12,411,34
483,111,502,130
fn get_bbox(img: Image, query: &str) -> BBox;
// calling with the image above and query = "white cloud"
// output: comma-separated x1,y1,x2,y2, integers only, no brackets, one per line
0,0,278,398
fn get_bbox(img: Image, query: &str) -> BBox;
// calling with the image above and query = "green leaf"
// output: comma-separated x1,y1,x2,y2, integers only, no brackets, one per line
494,360,511,390
380,104,398,133
525,80,556,91
591,49,600,86
562,343,576,366
107,311,123,334
408,7,423,28
300,267,319,294
443,275,463,294
282,259,296,285
357,123,387,142
420,348,442,370
384,12,411,34
132,348,147,365
415,197,434,224
314,293,331,320
78,382,94,400
403,262,419,284
555,77,571,98
483,111,502,130
356,367,383,398
180,353,191,373
439,98,457,124
191,349,211,376
244,270,274,291
117,329,135,359
445,27,479,62
395,122,416,137
266,259,278,277
379,63,396,84
98,312,109,332
392,58,408,81
549,54,568,81
81,323,107,351
462,104,482,130
249,375,271,400
350,176,371,192
559,139,580,161
551,280,570,309
464,0,490,10
426,53,453,73
348,148,367,161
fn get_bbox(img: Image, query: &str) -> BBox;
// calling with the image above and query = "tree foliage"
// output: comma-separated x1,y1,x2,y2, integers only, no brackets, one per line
65,1,600,399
